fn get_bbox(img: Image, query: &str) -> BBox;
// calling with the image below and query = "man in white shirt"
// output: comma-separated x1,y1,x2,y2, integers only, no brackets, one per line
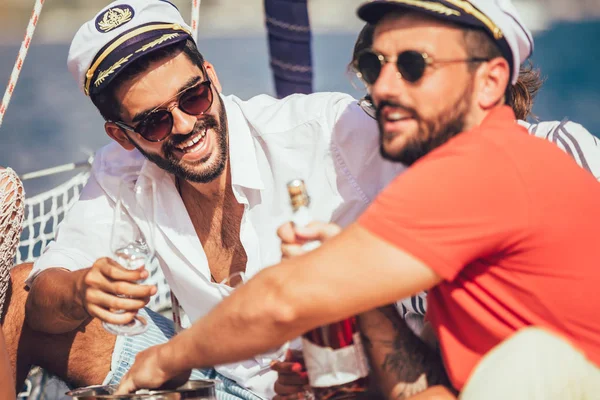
20,0,402,398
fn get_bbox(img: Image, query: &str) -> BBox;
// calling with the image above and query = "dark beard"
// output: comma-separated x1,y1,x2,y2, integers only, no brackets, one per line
133,95,229,183
376,83,473,166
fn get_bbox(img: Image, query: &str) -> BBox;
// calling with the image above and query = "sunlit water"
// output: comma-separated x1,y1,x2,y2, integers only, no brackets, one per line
0,22,599,197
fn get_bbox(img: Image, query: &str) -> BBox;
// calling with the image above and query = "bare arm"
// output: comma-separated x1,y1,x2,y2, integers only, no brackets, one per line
26,259,155,334
26,268,91,333
118,223,442,393
0,330,15,399
358,305,454,399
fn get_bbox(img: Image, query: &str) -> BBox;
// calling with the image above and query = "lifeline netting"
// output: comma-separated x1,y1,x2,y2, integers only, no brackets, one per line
15,171,172,314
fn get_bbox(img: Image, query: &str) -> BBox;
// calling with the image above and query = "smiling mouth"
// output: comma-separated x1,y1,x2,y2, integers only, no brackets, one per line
383,108,414,123
175,127,208,153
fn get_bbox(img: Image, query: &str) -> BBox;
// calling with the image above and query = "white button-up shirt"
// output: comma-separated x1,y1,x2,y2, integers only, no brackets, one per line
27,92,404,398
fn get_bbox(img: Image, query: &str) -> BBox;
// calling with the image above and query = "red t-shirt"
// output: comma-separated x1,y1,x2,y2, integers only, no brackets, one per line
359,106,600,390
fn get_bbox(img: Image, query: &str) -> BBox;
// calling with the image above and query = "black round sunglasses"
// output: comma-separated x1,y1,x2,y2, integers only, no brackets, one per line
113,79,214,143
355,49,489,86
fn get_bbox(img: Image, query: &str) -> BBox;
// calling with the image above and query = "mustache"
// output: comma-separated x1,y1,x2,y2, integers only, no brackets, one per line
167,115,219,147
375,100,418,120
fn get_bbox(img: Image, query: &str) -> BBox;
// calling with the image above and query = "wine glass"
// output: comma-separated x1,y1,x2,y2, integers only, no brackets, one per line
102,173,156,336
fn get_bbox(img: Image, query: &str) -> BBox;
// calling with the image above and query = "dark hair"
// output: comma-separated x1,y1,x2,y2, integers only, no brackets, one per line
350,23,544,120
349,23,375,74
461,29,503,70
90,38,205,122
507,62,544,120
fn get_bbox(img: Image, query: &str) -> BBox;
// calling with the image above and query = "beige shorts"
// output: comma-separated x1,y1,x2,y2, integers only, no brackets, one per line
460,327,600,400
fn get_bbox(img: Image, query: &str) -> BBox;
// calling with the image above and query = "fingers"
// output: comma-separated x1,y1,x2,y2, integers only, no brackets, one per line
281,244,308,259
278,372,309,387
97,257,149,282
271,360,304,374
286,349,305,362
86,304,136,325
278,221,341,245
115,373,136,395
80,257,157,324
86,289,150,311
272,352,310,397
85,258,154,296
295,221,341,241
278,222,297,244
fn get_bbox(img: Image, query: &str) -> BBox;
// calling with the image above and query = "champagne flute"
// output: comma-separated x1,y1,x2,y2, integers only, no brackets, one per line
102,173,156,336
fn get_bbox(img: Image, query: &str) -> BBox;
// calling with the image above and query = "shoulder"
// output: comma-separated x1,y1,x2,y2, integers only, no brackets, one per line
522,119,596,143
86,142,146,200
520,119,600,177
225,92,362,136
92,142,145,177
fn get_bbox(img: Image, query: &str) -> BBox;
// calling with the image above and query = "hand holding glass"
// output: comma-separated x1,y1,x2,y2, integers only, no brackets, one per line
102,175,156,336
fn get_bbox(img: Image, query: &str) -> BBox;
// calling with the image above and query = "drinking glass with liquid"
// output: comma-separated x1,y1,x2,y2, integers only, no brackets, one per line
102,173,157,336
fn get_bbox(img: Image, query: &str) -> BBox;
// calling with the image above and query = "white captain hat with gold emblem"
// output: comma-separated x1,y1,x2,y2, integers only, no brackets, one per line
356,0,533,84
67,0,193,96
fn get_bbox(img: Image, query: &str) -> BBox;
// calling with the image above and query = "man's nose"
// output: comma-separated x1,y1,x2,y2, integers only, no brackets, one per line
370,62,405,107
170,107,197,136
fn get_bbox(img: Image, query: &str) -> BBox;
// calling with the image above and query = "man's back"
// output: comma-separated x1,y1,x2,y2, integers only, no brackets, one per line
427,108,600,387
360,106,600,389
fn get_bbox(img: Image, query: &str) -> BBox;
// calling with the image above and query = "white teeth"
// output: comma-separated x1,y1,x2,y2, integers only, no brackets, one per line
388,112,405,121
176,129,207,152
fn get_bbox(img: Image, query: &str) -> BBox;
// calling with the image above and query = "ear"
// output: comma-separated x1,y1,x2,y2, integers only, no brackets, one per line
204,61,222,93
475,57,511,110
105,122,136,151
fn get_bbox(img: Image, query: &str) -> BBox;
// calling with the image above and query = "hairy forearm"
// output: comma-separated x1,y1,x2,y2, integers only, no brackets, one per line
26,268,90,334
0,331,15,399
358,305,453,400
160,265,309,373
159,225,440,373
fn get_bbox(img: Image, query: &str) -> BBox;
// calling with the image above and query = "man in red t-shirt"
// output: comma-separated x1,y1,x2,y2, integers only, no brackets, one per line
118,1,600,399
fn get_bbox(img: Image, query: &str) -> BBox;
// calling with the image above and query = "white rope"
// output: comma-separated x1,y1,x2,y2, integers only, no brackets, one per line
17,170,90,264
190,0,202,42
21,156,94,181
0,0,46,129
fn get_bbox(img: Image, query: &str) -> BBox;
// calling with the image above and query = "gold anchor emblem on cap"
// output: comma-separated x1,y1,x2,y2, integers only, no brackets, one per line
97,7,134,33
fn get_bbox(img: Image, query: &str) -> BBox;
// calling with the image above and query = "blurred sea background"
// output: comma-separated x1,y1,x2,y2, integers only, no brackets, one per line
0,0,599,197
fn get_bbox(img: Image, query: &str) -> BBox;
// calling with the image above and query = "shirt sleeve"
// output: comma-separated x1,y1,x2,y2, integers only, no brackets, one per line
358,138,530,281
26,172,116,286
326,94,406,226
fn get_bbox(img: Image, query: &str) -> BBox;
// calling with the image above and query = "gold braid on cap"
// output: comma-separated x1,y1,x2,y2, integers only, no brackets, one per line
94,54,132,88
376,0,504,40
84,23,190,96
380,0,460,16
443,0,504,39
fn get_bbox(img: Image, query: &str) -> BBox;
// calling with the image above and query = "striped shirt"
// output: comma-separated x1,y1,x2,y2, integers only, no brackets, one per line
520,119,600,179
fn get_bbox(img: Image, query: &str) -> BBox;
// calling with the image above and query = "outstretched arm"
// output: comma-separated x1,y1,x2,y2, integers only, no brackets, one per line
118,223,441,393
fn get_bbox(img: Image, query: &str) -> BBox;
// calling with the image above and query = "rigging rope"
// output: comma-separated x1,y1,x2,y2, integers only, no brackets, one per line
191,0,202,42
0,0,46,129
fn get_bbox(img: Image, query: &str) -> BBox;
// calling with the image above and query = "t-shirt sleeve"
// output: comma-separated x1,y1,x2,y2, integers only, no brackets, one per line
358,137,530,281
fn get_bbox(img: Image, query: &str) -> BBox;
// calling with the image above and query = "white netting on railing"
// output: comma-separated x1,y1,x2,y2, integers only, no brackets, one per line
17,171,90,264
16,170,172,315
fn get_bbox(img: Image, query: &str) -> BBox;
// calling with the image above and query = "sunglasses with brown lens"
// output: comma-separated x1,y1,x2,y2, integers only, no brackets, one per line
113,79,214,142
